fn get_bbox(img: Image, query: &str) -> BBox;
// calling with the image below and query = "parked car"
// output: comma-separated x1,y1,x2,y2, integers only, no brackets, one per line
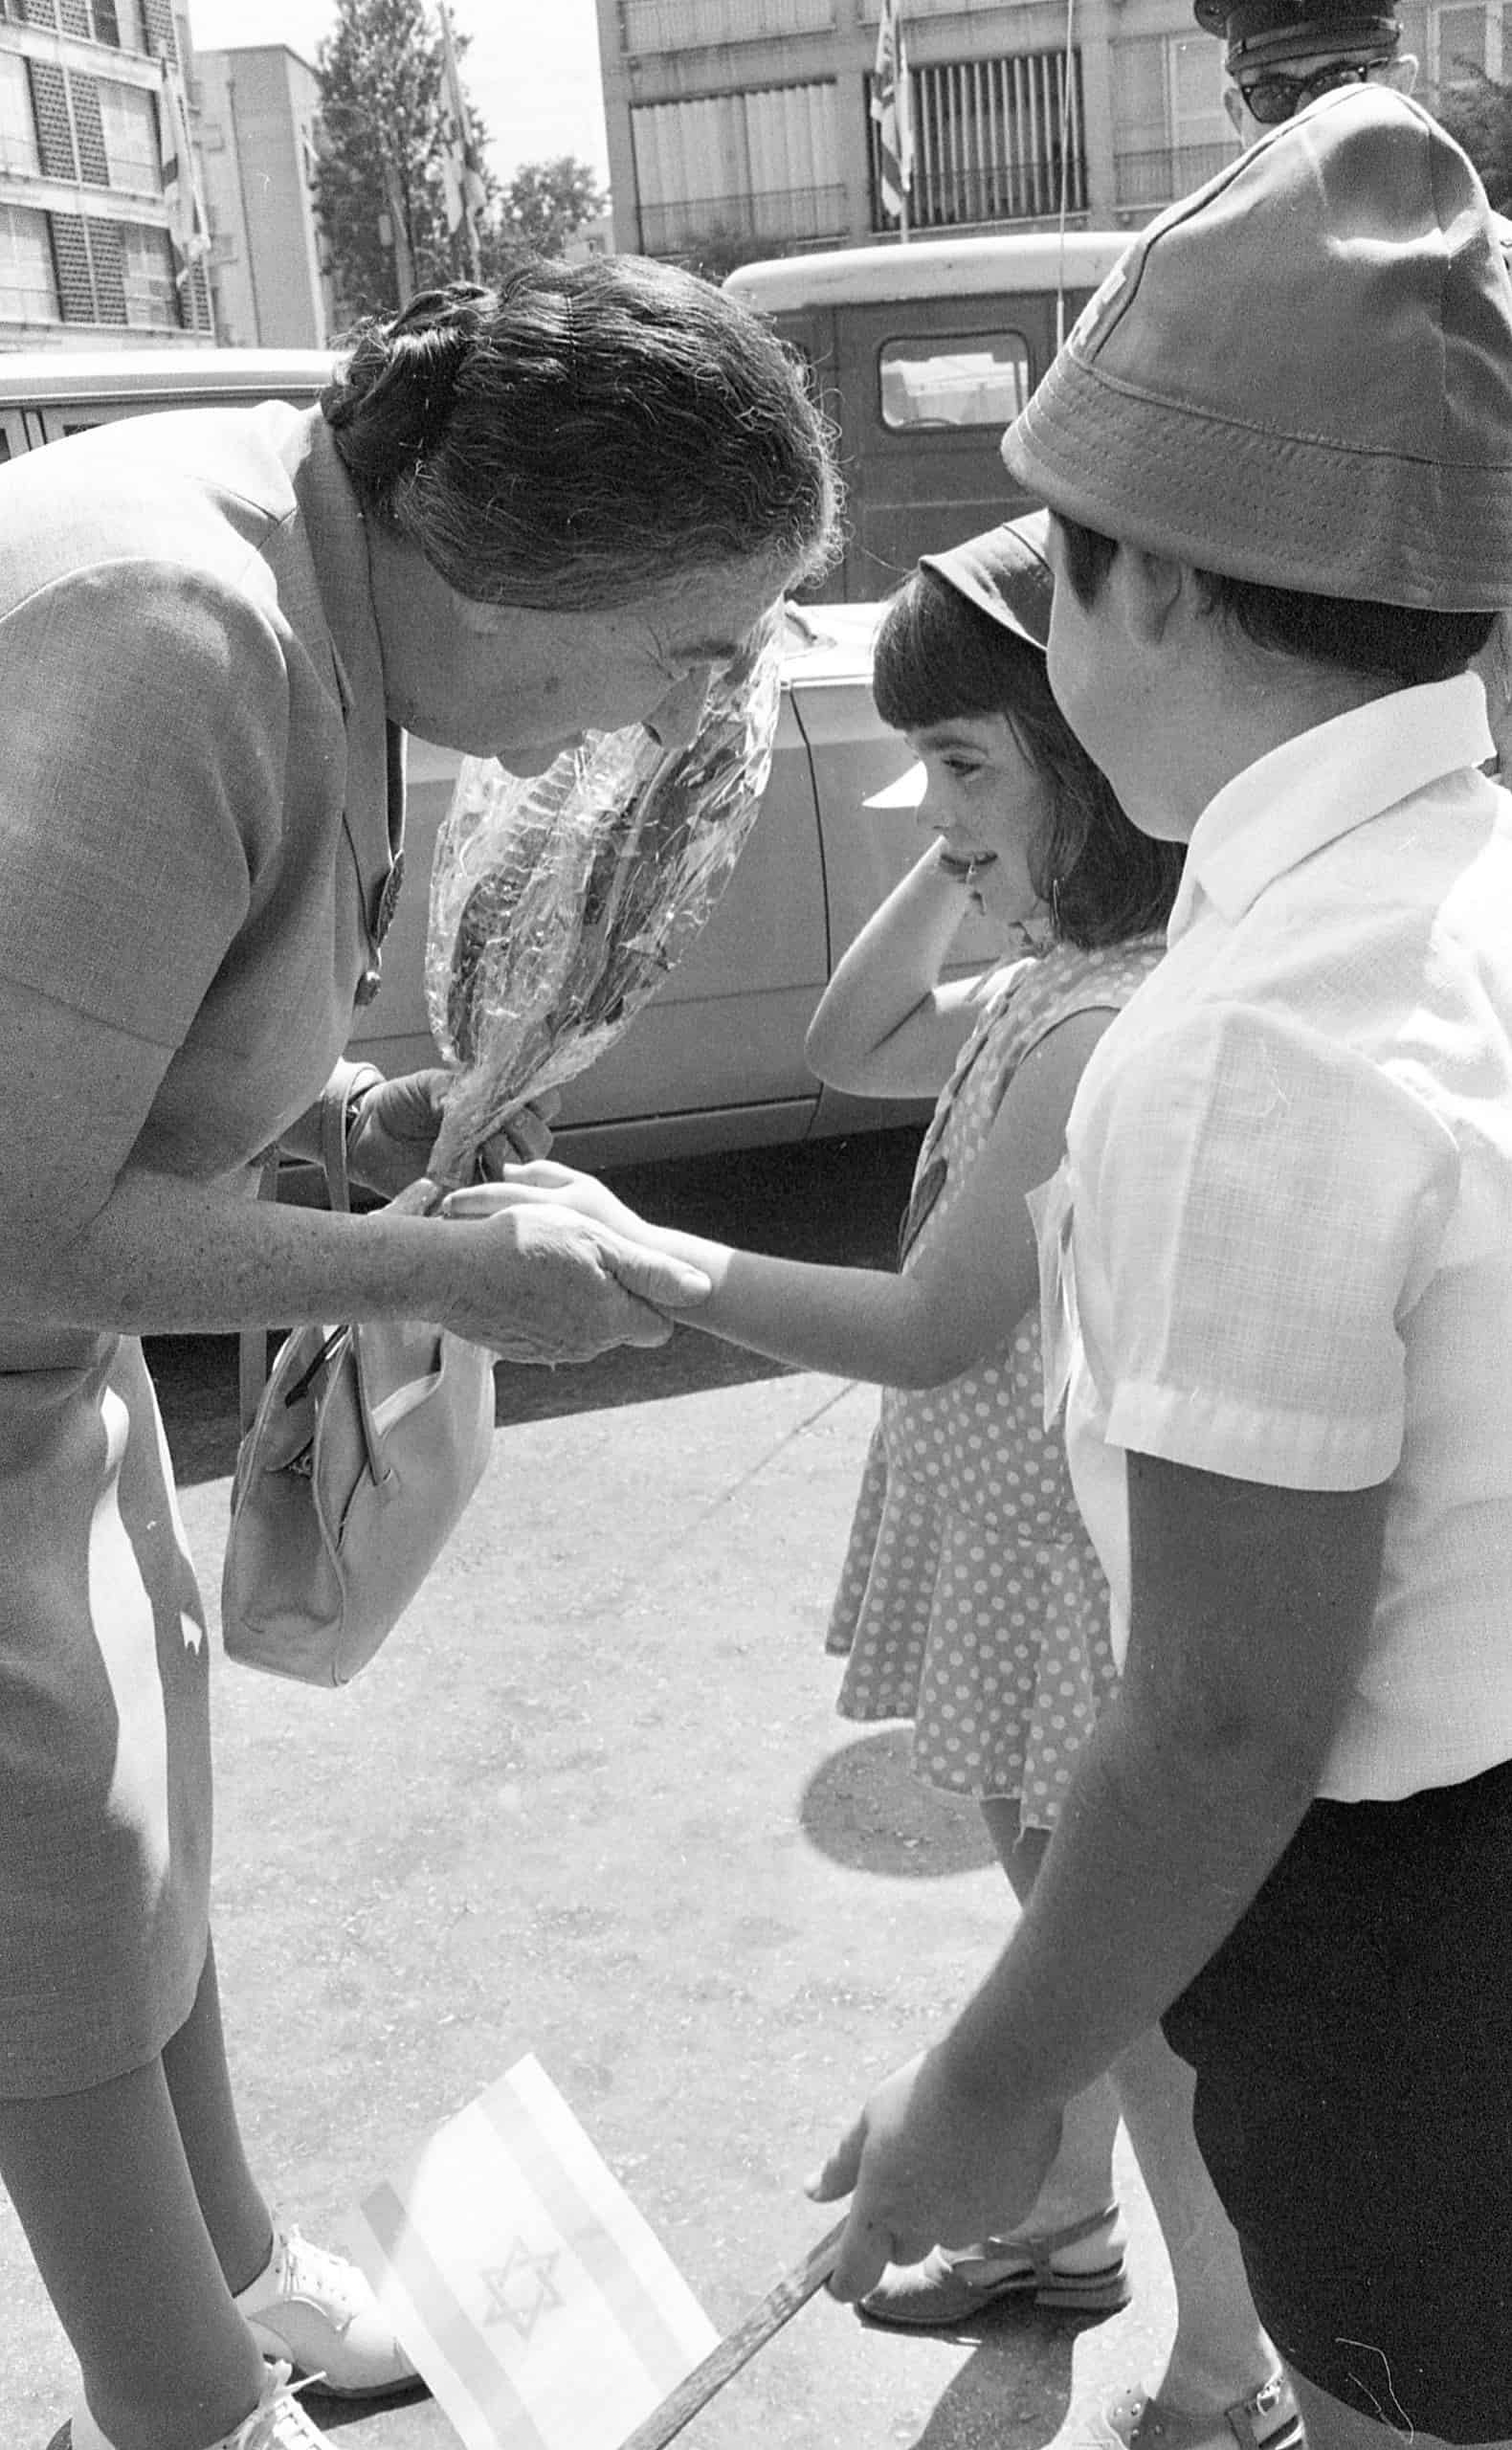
0,345,1004,1165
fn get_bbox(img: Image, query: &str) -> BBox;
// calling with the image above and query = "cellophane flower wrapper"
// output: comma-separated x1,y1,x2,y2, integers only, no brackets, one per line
421,611,785,1189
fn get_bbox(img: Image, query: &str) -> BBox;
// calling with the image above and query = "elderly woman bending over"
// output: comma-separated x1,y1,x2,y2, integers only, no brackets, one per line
0,258,837,2450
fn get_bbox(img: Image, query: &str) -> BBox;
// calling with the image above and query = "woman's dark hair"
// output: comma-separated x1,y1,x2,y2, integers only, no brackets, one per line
871,566,1183,950
1055,514,1495,685
322,260,842,610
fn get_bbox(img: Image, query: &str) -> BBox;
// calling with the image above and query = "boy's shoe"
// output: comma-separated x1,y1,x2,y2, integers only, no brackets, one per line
1091,2372,1304,2450
46,2360,338,2449
235,2222,419,2399
859,2203,1130,2328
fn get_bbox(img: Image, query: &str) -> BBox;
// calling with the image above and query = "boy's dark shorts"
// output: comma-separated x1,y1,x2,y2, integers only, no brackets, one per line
1164,1753,1512,2445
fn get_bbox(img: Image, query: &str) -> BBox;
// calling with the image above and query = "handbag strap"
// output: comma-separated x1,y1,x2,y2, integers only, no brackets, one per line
235,1060,387,1433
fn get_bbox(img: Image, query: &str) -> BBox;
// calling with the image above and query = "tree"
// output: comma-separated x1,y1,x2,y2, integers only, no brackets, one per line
314,0,494,324
491,156,608,261
1434,65,1512,216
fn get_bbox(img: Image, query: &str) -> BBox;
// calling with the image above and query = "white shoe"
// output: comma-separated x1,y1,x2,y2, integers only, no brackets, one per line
235,2222,418,2399
47,2360,337,2449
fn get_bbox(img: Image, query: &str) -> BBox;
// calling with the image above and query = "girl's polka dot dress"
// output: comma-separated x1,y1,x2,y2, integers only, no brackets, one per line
827,934,1165,1831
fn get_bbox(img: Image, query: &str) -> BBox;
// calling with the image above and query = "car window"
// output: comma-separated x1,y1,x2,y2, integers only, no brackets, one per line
878,330,1033,431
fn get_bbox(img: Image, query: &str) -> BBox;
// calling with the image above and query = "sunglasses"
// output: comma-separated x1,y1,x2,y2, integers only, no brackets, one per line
1235,58,1377,122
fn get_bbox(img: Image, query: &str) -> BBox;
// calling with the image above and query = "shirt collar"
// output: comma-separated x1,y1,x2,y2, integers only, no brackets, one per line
1170,672,1495,939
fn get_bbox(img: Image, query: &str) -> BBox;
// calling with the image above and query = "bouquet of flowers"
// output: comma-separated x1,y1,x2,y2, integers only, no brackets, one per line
420,610,785,1190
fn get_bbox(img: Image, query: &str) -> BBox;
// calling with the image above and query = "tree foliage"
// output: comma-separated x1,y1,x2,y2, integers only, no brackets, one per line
1434,66,1512,216
314,0,494,325
493,156,607,259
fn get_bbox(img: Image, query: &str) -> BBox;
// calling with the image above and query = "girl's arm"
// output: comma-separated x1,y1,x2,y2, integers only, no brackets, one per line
804,842,995,1099
458,1008,1115,1388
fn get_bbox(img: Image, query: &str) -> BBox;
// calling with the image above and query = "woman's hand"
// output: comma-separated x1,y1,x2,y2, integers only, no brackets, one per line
432,1195,708,1362
804,2046,1063,2304
345,1072,556,1198
443,1161,649,1242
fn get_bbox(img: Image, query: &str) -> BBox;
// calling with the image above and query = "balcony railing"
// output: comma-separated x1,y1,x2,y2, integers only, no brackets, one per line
636,183,847,254
1114,141,1234,209
878,154,1087,233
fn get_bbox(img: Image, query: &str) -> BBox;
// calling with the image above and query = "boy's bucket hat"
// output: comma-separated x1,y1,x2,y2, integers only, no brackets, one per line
918,509,1054,652
1001,86,1512,610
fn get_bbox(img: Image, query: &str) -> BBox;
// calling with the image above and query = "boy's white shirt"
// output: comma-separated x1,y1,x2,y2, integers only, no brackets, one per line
1041,671,1512,1799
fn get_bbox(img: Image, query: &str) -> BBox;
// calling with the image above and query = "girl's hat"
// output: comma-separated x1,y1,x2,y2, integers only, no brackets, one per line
1001,85,1512,611
917,508,1054,650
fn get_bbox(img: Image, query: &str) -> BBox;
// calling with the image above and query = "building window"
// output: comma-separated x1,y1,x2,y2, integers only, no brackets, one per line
0,202,59,322
1111,33,1234,212
631,82,845,254
871,51,1087,231
99,76,161,190
623,0,833,47
879,330,1034,430
0,51,40,173
120,216,175,324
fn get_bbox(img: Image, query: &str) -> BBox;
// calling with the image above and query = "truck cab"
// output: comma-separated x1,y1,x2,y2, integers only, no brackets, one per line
725,231,1127,602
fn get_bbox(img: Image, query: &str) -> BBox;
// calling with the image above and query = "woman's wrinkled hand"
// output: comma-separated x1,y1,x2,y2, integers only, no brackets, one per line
803,2046,1063,2305
345,1071,558,1199
443,1161,647,1242
433,1196,709,1363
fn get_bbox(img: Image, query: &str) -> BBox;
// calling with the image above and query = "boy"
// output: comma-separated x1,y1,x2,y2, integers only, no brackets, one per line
811,88,1512,2450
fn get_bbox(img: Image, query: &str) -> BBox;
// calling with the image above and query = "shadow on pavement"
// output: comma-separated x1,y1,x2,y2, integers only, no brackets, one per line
798,1728,999,1879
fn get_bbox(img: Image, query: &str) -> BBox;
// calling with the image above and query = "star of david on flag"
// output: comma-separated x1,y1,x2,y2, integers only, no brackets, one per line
338,2056,718,2450
871,0,913,225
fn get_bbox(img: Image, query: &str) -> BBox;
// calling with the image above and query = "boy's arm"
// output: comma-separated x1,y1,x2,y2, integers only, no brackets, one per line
812,1453,1390,2299
804,842,992,1099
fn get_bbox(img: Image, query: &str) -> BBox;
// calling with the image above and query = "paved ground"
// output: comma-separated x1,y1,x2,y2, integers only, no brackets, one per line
1,1138,1177,2450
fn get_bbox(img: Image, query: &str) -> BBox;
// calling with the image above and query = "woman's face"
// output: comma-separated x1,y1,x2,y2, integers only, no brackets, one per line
905,712,1053,933
369,538,796,768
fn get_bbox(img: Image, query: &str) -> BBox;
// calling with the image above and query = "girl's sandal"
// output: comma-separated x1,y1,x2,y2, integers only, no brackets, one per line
858,2204,1130,2328
1093,2372,1304,2450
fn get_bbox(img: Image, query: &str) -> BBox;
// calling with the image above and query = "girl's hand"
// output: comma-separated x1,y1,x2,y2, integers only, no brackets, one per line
444,1160,648,1242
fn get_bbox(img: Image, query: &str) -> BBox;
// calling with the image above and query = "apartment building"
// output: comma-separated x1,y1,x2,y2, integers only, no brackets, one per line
596,0,1504,255
0,0,214,346
195,43,333,346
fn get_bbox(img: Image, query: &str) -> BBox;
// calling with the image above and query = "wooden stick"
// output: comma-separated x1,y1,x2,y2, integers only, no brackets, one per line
616,2218,847,2450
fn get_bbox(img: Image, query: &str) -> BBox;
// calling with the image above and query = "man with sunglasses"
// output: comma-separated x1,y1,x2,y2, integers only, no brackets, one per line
1198,0,1415,143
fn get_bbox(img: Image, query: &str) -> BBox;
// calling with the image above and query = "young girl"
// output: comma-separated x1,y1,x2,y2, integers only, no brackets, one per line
460,516,1299,2450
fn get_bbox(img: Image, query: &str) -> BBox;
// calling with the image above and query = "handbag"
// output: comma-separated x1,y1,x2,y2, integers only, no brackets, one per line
220,1064,497,1687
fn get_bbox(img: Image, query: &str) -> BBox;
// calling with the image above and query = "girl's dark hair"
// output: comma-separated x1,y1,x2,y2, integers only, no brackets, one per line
322,260,842,610
871,566,1183,949
1055,514,1495,686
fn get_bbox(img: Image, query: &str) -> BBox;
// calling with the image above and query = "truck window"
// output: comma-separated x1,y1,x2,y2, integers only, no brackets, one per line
878,330,1033,432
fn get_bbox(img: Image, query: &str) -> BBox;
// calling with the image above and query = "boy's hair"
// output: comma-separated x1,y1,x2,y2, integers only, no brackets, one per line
1055,514,1495,686
871,566,1184,950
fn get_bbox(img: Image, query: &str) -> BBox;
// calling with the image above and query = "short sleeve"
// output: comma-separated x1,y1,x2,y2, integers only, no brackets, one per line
1072,1001,1459,1488
0,558,292,1051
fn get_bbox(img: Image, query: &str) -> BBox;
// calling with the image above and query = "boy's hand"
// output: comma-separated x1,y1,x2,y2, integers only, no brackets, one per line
805,2047,1062,2303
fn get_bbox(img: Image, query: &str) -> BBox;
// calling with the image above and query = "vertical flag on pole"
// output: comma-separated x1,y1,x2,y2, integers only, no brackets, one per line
338,2057,719,2450
437,0,487,275
158,56,211,288
871,0,913,234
